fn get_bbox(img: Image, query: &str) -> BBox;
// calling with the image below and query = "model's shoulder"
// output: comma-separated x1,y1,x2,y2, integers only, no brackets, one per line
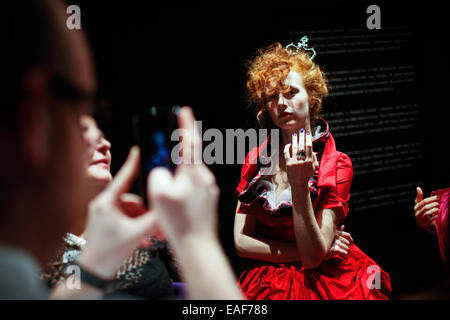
335,151,353,168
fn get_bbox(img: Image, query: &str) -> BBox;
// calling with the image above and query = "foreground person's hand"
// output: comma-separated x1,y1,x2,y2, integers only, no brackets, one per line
77,146,159,280
148,111,219,248
148,106,243,299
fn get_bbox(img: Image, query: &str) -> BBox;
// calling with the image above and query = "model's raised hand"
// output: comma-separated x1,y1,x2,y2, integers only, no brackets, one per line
284,129,319,188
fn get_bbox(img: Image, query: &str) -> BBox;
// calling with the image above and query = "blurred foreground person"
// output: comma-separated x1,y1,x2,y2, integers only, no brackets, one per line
0,0,242,300
0,0,98,299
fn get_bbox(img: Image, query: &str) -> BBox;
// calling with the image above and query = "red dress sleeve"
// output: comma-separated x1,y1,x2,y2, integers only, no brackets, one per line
321,152,353,224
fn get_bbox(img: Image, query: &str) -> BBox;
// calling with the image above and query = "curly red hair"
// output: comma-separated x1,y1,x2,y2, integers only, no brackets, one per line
246,42,328,128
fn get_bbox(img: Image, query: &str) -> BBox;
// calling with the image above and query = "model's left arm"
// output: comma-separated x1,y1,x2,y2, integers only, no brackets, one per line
291,187,339,269
285,130,352,269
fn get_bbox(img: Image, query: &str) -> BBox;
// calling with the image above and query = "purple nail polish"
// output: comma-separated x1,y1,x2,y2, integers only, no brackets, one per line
306,131,310,135
300,128,304,133
293,133,297,136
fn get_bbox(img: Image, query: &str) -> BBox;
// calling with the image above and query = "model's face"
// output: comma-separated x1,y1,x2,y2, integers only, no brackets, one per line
80,115,112,186
266,70,310,130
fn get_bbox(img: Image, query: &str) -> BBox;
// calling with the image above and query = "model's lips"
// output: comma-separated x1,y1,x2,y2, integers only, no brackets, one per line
279,112,292,118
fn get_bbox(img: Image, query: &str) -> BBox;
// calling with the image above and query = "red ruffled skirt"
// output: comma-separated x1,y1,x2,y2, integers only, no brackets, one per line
238,244,391,300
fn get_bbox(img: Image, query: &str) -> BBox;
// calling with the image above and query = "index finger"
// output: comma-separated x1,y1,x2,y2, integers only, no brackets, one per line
340,231,353,243
178,106,202,165
298,128,305,152
305,130,313,158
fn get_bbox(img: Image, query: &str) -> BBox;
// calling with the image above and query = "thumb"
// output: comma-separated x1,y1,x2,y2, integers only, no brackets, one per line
313,152,319,168
135,210,160,237
119,193,146,218
107,146,140,198
415,187,423,204
147,167,174,203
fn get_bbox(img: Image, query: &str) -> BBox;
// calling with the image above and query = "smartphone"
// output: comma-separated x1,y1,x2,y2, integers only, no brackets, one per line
132,105,180,204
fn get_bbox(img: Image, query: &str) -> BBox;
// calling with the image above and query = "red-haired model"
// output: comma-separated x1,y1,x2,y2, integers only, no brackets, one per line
233,40,392,299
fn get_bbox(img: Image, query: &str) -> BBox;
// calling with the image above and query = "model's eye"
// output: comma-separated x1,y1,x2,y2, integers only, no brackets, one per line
268,93,278,100
282,88,298,99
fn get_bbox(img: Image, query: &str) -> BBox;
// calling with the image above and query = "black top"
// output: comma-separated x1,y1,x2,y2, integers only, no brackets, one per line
41,234,180,299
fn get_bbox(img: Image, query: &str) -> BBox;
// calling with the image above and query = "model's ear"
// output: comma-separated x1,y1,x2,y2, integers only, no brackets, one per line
309,97,321,115
18,68,52,172
309,97,317,109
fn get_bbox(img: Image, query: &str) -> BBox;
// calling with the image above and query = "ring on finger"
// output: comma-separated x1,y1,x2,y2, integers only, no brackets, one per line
296,150,307,161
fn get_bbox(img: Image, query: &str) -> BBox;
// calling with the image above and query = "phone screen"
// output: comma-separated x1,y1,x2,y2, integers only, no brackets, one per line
132,106,180,203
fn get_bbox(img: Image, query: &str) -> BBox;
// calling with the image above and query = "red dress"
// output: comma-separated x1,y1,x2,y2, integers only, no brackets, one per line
236,120,392,300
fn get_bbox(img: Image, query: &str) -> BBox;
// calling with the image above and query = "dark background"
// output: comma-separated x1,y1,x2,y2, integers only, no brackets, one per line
71,1,449,298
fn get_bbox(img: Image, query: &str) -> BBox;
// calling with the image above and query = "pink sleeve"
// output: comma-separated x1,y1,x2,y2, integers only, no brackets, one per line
432,187,450,266
322,152,353,224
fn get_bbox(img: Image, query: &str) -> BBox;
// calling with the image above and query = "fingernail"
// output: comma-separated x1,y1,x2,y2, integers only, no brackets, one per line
131,145,140,155
300,128,304,133
293,133,297,137
306,131,310,135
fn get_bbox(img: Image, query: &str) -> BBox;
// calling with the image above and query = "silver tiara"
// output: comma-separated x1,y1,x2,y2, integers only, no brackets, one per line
285,35,316,60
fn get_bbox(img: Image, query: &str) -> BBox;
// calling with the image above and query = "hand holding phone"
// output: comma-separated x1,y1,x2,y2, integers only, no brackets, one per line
132,106,180,203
